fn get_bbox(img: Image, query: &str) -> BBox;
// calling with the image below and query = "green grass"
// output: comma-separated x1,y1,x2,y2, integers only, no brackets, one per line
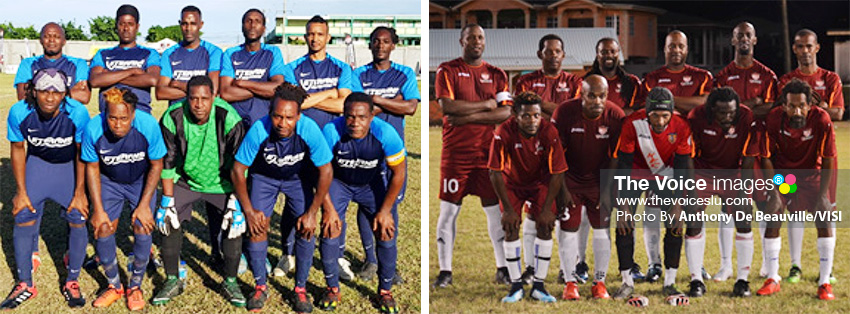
429,124,850,313
0,73,421,314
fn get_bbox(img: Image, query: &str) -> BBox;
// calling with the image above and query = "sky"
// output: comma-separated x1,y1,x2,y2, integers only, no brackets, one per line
0,0,421,45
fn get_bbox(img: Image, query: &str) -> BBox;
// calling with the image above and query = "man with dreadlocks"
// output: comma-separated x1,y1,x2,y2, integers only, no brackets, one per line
584,37,641,115
230,82,334,312
686,86,760,298
83,87,165,310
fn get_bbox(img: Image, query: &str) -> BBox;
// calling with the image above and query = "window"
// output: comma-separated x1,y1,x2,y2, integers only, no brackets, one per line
546,17,558,28
605,15,620,35
629,16,635,36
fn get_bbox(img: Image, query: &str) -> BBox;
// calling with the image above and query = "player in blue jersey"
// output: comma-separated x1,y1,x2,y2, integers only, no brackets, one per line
220,8,286,129
1,69,90,310
275,14,355,279
156,5,222,105
15,22,90,104
82,88,165,311
319,93,406,314
89,5,161,113
231,82,335,312
348,26,419,281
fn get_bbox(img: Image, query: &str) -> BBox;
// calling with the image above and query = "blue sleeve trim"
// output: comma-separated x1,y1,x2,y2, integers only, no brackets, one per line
398,64,421,100
220,46,238,78
134,111,167,160
298,115,333,166
235,116,270,166
81,115,104,163
13,57,35,86
6,100,30,142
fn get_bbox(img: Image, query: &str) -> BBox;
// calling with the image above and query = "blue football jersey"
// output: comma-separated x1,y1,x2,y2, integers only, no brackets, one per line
352,62,420,141
14,55,89,90
81,110,166,184
7,98,90,163
220,43,286,127
235,114,331,181
323,116,405,186
91,45,161,113
285,54,354,128
160,40,223,105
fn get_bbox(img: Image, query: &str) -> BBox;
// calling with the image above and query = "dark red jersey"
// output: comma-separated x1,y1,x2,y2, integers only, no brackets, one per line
764,106,836,170
715,60,779,104
605,73,643,110
515,70,582,104
687,104,760,169
641,65,713,105
779,67,844,109
552,98,625,188
615,109,694,171
488,117,568,188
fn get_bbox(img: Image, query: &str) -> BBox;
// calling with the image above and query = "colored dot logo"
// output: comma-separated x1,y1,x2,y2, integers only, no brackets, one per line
773,174,797,194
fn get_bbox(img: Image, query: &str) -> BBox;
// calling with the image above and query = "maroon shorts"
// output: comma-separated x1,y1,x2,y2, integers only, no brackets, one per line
560,189,610,230
501,185,556,217
783,176,837,212
439,165,497,203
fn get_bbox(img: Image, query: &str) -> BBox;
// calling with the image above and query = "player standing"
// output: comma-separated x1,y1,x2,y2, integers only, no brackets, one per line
490,91,567,303
552,75,625,300
514,34,582,117
1,69,90,309
433,24,513,288
84,88,165,310
157,6,222,104
15,22,90,104
758,79,836,300
231,83,334,312
89,5,160,113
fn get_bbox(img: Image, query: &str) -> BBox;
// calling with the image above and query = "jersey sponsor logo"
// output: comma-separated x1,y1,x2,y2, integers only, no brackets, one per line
658,78,672,83
171,60,182,66
479,73,492,84
532,83,546,88
337,158,379,169
681,75,694,86
362,82,373,87
233,61,245,66
556,82,570,93
264,147,275,152
724,126,738,139
300,77,339,91
364,86,400,98
514,143,522,149
173,69,208,81
235,68,267,80
102,151,146,166
596,125,610,139
726,75,740,81
265,152,305,167
27,135,73,148
106,59,145,70
815,80,826,90
27,128,39,133
570,127,585,133
457,72,470,77
615,83,622,93
300,72,312,77
703,129,717,136
802,129,813,141
749,72,762,84
99,148,113,154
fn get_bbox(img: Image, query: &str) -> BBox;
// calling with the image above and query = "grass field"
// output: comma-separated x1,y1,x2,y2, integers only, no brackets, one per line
429,122,850,313
0,73,421,314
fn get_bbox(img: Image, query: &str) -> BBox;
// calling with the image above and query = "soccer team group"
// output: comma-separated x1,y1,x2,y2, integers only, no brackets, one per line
433,22,844,306
1,4,420,314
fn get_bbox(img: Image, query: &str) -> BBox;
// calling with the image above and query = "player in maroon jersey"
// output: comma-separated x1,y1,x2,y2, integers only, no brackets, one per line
514,34,582,117
489,91,567,303
611,86,694,300
641,30,713,115
552,75,625,300
779,29,844,121
433,24,513,289
686,86,760,298
757,79,836,301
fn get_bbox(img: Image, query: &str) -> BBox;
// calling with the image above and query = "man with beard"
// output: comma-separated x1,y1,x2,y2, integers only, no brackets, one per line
552,75,625,300
584,38,641,115
89,4,160,113
15,22,90,104
639,30,713,282
514,34,582,117
349,26,420,282
758,78,836,301
686,87,760,298
220,8,287,129
776,29,843,285
713,22,778,283
489,91,566,303
433,24,513,288
157,6,223,105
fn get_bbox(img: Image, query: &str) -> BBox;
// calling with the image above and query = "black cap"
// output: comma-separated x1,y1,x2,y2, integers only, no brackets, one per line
645,86,674,113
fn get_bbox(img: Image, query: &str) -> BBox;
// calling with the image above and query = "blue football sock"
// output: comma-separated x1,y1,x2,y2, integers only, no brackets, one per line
247,240,269,286
129,233,153,288
67,224,88,282
95,234,120,288
13,223,38,286
320,236,341,288
294,236,316,288
376,235,398,291
357,210,377,264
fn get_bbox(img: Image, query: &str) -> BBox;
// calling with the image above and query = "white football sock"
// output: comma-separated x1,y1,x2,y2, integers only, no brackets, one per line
787,220,804,267
735,232,754,281
764,237,782,282
664,268,678,286
577,206,590,262
685,230,706,282
644,206,662,266
437,201,460,271
718,218,734,270
759,219,767,275
522,218,537,271
592,228,610,282
558,230,578,283
817,237,836,286
533,238,553,282
483,204,507,268
503,240,522,282
621,270,634,286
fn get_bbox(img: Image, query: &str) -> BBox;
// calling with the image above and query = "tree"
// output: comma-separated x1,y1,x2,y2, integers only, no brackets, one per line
145,25,183,42
88,16,117,41
0,22,39,39
60,21,88,41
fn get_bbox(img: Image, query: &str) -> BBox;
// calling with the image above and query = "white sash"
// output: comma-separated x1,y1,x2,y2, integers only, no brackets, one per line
633,119,674,177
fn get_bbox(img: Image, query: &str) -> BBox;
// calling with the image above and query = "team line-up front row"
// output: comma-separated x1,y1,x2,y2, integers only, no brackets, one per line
433,23,841,306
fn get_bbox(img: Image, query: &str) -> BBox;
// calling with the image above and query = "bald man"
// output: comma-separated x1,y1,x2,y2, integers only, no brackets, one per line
15,23,90,104
641,30,713,114
551,75,625,300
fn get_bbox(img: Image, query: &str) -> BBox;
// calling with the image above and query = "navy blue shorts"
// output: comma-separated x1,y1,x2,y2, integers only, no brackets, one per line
328,178,398,228
16,156,84,224
100,174,158,223
249,173,313,218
